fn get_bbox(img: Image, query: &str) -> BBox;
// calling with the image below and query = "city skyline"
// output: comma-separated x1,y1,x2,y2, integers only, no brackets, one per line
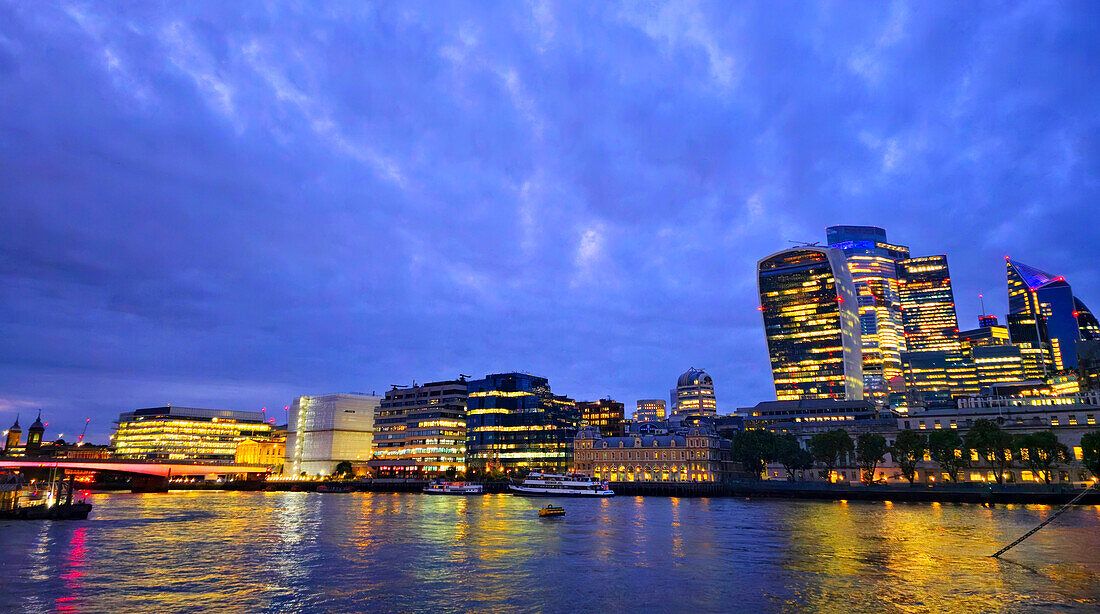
3,3,1099,442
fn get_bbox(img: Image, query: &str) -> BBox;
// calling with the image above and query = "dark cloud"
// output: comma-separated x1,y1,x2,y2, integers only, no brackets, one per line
1,1,1097,441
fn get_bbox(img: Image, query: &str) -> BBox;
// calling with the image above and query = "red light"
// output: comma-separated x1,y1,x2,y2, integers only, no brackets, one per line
757,306,765,311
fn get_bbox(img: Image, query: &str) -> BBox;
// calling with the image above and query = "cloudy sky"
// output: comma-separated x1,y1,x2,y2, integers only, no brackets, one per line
1,1,1097,442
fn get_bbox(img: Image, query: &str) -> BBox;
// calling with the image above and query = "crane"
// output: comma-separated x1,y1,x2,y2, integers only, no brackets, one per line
77,418,91,446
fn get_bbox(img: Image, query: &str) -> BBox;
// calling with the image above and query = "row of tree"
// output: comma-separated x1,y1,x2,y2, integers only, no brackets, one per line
730,420,1100,486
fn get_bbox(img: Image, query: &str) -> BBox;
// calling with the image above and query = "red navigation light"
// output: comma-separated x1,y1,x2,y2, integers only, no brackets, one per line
757,306,765,311
1073,311,1080,317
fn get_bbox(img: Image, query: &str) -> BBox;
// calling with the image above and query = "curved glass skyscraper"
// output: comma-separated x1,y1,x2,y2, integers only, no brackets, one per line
1006,258,1094,371
757,247,863,401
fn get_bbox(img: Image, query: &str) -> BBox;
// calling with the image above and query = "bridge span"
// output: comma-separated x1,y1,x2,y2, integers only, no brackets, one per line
0,459,271,492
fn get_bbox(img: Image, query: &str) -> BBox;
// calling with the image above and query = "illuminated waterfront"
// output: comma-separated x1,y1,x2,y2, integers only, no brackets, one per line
2,493,1099,613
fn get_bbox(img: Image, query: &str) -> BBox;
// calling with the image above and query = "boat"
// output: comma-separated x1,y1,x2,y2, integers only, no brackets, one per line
509,471,614,497
316,484,353,493
423,480,484,495
538,504,565,517
0,475,93,520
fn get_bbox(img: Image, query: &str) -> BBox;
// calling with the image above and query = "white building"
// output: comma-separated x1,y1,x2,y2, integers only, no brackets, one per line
285,393,380,476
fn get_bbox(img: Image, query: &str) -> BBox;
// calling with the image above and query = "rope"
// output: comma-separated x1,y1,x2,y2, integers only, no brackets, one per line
990,480,1097,558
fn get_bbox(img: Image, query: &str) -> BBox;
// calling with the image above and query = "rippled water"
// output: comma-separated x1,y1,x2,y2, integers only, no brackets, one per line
2,491,1099,613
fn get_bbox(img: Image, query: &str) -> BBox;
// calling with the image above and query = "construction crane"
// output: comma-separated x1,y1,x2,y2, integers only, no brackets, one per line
787,240,821,247
77,418,91,446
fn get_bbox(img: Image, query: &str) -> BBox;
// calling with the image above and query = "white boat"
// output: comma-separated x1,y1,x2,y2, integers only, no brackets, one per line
423,481,484,495
508,472,614,497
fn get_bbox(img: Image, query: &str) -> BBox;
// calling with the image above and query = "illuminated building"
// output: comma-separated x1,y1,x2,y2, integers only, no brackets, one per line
1079,340,1100,393
758,247,863,401
901,351,978,407
3,416,20,456
113,406,274,461
1006,258,1095,370
465,373,579,473
973,345,1026,389
826,225,910,404
235,437,286,471
958,325,1010,355
370,379,468,477
671,368,718,418
634,399,666,423
738,399,877,429
897,255,960,353
285,393,379,476
572,426,731,483
978,314,1000,328
577,398,626,437
25,413,45,456
1006,312,1055,379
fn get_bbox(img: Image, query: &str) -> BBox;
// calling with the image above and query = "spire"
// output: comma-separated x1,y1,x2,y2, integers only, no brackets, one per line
9,413,19,431
30,410,44,430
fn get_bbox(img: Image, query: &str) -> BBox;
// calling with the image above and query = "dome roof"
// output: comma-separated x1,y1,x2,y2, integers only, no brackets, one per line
29,411,44,430
677,368,712,388
8,414,20,431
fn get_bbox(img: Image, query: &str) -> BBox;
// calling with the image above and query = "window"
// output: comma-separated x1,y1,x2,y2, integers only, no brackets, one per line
1051,416,1060,426
934,420,942,430
1068,415,1078,426
1088,415,1096,426
1074,446,1084,461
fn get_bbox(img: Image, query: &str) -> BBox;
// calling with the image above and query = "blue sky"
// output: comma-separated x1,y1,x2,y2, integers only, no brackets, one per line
1,1,1098,442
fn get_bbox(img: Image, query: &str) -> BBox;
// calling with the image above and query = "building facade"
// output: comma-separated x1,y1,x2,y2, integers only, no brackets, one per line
573,427,732,483
113,406,274,461
635,399,666,423
235,437,286,471
578,398,626,437
671,368,717,418
285,393,380,476
1006,258,1097,372
897,255,961,353
465,373,578,473
758,247,864,401
826,225,910,405
370,379,468,477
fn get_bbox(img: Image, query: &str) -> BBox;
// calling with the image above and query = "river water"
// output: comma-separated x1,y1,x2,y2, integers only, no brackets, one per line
1,491,1098,613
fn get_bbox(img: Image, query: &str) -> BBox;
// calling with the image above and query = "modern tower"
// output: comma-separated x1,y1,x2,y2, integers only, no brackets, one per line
826,225,910,404
670,368,717,418
897,255,961,353
758,247,864,401
1006,258,1094,371
465,373,578,473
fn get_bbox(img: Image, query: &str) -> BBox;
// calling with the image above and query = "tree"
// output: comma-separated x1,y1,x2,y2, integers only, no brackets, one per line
1079,431,1100,479
965,419,1016,485
928,429,967,483
776,433,814,481
730,429,781,479
856,433,888,485
1017,431,1069,484
808,430,854,482
333,460,354,478
890,430,927,485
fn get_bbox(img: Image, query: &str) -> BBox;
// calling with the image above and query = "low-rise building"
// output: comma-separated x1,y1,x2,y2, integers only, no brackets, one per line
578,398,626,437
285,393,380,476
572,426,732,483
635,399,666,423
112,406,274,461
235,437,286,471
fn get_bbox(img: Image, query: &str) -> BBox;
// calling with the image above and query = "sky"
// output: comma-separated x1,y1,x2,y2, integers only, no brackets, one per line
1,1,1098,443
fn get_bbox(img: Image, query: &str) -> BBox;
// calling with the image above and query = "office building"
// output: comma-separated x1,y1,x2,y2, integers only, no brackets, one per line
635,399,666,423
758,247,864,401
671,368,718,418
978,314,1000,328
901,351,978,407
578,398,626,437
113,406,274,461
973,345,1026,389
1006,312,1056,379
897,255,961,353
371,379,469,477
285,393,380,476
1079,340,1100,393
738,399,878,430
826,225,910,404
465,373,578,473
1007,258,1096,371
958,325,1011,356
573,426,732,483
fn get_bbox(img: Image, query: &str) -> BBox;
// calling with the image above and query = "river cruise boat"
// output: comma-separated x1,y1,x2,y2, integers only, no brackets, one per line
423,481,484,495
509,472,614,497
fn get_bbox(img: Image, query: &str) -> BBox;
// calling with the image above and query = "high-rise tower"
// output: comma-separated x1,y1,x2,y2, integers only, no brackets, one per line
826,225,910,405
758,247,864,401
897,255,961,353
1006,258,1093,371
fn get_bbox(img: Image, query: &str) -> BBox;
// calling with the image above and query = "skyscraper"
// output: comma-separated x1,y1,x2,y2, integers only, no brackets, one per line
1006,258,1094,371
465,373,578,473
826,225,910,404
897,255,961,353
758,247,863,401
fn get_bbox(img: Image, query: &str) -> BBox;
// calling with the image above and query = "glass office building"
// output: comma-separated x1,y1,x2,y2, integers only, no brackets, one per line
634,399,666,423
577,398,626,437
1007,258,1094,371
465,373,579,473
113,406,274,461
758,247,863,401
897,255,961,353
371,379,468,476
826,225,910,405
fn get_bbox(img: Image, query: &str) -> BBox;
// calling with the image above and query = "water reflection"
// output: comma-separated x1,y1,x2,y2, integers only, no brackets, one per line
0,492,1097,613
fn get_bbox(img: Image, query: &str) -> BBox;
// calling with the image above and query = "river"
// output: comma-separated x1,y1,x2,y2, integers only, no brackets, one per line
2,491,1098,613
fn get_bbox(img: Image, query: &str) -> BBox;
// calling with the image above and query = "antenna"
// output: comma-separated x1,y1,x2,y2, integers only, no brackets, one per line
979,293,986,314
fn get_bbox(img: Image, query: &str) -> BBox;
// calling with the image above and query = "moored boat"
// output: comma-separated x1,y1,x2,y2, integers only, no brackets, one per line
538,504,565,517
423,480,484,495
509,472,614,497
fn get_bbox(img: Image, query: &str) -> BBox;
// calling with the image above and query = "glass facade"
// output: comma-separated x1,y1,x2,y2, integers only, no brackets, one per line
113,406,274,461
758,247,863,401
897,255,961,353
577,399,625,437
372,380,468,476
827,226,910,405
1006,259,1090,371
634,399,666,423
465,373,579,472
671,368,717,417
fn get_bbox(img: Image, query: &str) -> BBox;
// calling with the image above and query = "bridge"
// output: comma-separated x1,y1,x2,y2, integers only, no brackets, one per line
0,459,272,492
